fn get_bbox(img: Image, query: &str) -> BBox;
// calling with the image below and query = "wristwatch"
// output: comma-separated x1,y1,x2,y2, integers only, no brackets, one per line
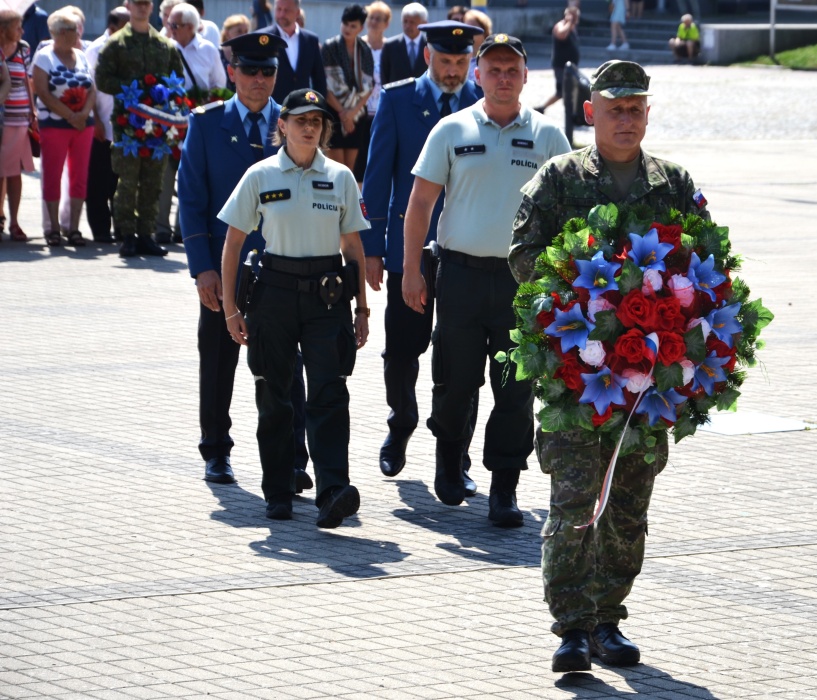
355,307,370,317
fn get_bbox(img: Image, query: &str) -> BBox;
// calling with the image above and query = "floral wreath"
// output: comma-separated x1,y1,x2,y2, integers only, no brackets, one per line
499,201,773,462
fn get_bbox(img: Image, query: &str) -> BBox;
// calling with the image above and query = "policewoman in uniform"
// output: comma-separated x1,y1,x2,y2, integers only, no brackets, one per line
219,89,370,528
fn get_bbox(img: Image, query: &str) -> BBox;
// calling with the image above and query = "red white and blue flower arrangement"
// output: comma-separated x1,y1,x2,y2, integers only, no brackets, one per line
113,72,191,160
500,201,773,463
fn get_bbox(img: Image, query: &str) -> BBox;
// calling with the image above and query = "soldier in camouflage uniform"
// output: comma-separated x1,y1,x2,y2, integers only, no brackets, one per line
508,60,710,673
94,0,184,258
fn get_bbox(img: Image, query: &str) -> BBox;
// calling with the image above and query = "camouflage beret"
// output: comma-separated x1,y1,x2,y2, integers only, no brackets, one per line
590,60,651,98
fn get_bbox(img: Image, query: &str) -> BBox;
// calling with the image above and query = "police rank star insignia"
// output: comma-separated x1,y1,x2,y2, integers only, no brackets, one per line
260,189,291,203
231,135,238,142
423,110,430,117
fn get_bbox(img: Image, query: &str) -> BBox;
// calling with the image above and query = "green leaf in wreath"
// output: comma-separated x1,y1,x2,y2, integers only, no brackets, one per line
538,403,573,432
541,378,567,402
715,387,741,412
616,259,644,295
683,324,706,364
587,203,619,233
588,310,623,342
673,413,699,443
654,362,683,392
494,350,508,364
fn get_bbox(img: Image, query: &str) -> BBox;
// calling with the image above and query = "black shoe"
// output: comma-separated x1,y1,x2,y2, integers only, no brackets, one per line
316,485,360,529
590,623,640,666
463,469,477,497
135,235,168,256
552,629,591,673
379,430,411,477
434,439,465,506
294,468,313,494
93,232,115,243
488,469,524,527
266,494,293,520
204,456,236,484
154,231,172,244
119,235,138,257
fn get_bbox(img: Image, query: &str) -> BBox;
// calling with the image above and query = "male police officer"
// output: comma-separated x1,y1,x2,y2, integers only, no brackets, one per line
508,60,709,673
361,21,483,486
403,35,570,526
95,0,184,258
178,28,311,492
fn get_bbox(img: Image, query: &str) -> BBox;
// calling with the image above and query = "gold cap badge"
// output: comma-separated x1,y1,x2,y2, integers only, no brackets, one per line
305,91,319,103
259,35,269,45
495,34,509,43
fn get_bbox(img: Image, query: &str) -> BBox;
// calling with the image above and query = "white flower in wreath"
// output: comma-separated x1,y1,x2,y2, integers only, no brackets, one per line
578,339,606,367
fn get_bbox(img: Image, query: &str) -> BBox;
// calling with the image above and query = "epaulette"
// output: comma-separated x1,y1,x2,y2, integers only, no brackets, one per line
382,77,416,91
192,100,225,115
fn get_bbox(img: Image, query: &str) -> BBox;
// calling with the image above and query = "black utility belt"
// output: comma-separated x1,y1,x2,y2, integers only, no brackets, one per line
261,252,343,276
257,256,359,307
439,247,508,272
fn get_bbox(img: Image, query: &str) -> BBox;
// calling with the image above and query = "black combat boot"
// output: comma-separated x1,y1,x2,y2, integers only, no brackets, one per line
434,439,465,506
552,629,591,673
488,469,524,527
119,234,138,257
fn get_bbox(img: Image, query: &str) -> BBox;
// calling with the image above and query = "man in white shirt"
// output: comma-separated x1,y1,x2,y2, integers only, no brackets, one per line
268,0,326,104
188,0,221,47
85,6,130,243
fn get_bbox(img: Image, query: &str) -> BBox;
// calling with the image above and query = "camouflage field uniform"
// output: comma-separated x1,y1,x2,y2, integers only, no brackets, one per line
94,25,184,238
508,144,708,636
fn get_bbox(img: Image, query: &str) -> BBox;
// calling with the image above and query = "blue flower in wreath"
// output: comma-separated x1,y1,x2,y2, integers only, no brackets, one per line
162,71,186,96
116,80,143,109
572,250,621,299
545,304,595,352
150,83,170,106
147,137,172,160
579,367,628,415
705,303,742,348
691,351,730,395
687,252,726,302
635,387,686,426
627,229,674,272
128,112,146,129
113,134,140,157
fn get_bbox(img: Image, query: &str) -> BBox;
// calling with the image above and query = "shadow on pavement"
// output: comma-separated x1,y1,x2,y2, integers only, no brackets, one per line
206,481,409,578
554,664,720,698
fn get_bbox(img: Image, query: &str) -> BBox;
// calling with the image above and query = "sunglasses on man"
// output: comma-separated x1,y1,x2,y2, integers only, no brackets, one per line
236,65,277,77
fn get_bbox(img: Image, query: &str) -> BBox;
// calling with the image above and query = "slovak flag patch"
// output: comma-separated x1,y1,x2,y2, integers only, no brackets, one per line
693,188,707,209
359,198,369,220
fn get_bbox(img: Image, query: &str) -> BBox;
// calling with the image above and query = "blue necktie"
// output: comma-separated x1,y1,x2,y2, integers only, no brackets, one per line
439,92,452,118
247,112,264,162
408,40,416,66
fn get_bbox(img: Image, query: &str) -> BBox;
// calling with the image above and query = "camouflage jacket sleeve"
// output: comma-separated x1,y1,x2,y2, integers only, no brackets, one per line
94,29,128,95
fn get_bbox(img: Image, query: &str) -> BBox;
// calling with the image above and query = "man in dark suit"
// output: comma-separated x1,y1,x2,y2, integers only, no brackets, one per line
361,21,483,487
380,2,428,85
267,0,326,106
178,28,311,493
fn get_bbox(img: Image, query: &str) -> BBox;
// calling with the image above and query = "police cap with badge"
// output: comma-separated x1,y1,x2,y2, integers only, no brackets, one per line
222,27,288,68
476,33,528,63
590,60,651,98
417,20,483,55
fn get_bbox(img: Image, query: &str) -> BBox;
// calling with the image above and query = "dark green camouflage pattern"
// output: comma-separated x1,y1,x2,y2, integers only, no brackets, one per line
590,60,651,98
509,145,708,284
541,429,667,635
111,149,167,237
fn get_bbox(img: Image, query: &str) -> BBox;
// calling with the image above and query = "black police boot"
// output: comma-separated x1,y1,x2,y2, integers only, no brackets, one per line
294,468,313,494
379,429,412,477
462,469,477,497
119,234,137,257
488,469,524,528
316,484,360,529
590,623,641,666
434,439,465,506
135,234,168,257
265,493,293,520
552,629,591,673
204,456,236,484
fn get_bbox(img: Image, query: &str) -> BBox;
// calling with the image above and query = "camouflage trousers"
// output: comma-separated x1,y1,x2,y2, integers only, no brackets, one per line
538,429,668,636
111,150,168,238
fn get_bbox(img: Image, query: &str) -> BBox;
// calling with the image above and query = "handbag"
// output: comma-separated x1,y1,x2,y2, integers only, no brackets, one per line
28,122,40,158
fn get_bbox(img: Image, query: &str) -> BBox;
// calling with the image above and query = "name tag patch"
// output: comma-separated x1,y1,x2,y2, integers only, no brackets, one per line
260,189,291,203
454,144,486,156
512,138,534,149
313,181,334,190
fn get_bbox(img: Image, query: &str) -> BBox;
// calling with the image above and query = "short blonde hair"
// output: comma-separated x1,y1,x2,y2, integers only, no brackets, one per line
463,9,492,36
0,10,22,45
47,9,79,34
365,1,392,22
221,14,250,43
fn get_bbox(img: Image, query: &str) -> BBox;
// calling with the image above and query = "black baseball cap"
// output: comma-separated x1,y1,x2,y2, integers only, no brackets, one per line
222,28,287,68
476,33,527,63
280,89,333,117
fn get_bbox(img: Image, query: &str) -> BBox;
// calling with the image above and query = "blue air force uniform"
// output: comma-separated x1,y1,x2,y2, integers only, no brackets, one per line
360,21,483,476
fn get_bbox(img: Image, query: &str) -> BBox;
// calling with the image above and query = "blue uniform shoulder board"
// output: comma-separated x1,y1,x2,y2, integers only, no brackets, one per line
261,189,291,203
192,100,225,116
383,77,416,91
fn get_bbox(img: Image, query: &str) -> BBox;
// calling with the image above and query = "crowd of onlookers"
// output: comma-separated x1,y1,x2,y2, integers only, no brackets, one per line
0,0,702,247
